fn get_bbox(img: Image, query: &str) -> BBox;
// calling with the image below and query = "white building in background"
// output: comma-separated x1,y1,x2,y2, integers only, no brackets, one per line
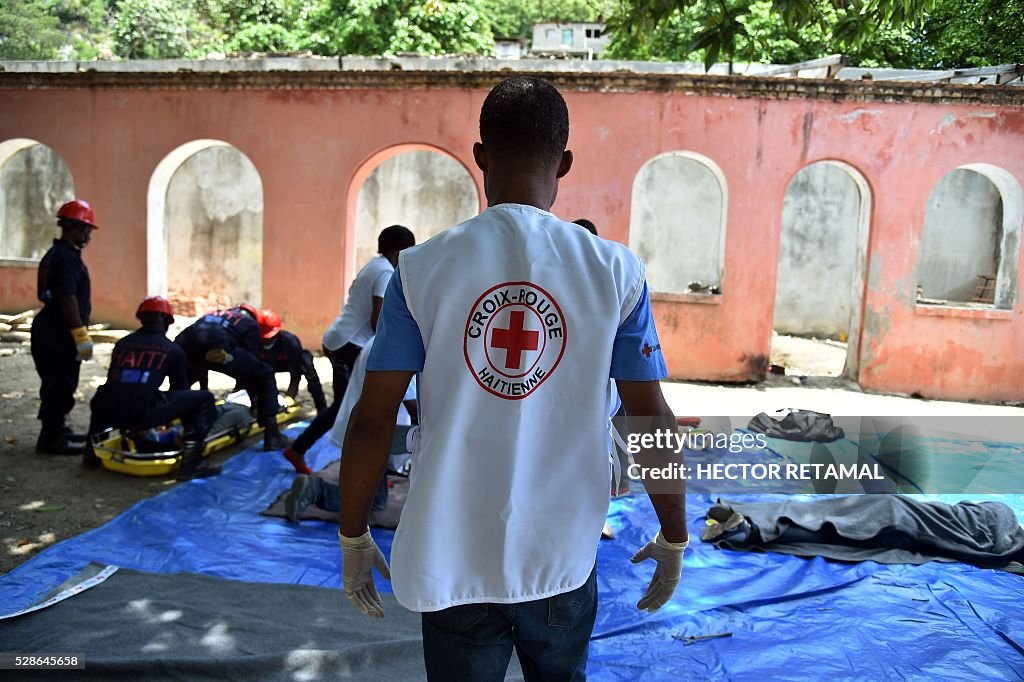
530,22,609,58
494,38,527,60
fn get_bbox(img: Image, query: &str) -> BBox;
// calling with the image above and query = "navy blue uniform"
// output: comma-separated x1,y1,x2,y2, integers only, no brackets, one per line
257,330,327,412
174,309,279,427
90,327,216,439
31,239,90,427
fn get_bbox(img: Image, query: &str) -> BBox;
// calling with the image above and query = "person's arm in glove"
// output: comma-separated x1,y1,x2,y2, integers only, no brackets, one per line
631,532,689,612
338,530,391,617
57,294,92,361
337,369,415,616
70,325,93,361
204,348,233,364
617,380,688,612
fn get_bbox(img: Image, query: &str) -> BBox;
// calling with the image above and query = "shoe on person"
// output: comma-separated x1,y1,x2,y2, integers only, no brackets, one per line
63,427,87,443
282,446,313,475
175,440,222,481
285,474,318,523
35,433,84,456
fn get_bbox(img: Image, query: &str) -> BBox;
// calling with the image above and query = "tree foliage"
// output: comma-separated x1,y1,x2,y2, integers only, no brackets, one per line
0,0,65,59
2,0,1018,67
303,0,494,56
607,0,940,70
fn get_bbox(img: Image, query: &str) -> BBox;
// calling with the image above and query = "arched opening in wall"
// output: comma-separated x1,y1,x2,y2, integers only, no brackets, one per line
350,145,479,275
916,164,1022,310
0,139,74,265
772,161,871,381
148,141,263,315
628,151,726,295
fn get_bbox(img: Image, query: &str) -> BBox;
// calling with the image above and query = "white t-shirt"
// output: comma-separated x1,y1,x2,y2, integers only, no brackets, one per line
322,255,393,351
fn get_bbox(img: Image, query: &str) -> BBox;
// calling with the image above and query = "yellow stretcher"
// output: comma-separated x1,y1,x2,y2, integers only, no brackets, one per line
92,395,303,477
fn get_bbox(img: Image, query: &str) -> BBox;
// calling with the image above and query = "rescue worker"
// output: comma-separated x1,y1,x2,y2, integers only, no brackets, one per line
84,297,221,480
336,76,686,679
31,199,97,455
174,304,289,451
255,308,327,416
280,225,415,474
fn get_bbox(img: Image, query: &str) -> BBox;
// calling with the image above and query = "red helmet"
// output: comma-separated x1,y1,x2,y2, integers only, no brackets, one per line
259,308,282,340
56,199,98,229
136,296,174,323
237,303,258,319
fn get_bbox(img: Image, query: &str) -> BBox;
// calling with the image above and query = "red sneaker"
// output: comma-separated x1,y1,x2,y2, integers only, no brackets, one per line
282,447,313,475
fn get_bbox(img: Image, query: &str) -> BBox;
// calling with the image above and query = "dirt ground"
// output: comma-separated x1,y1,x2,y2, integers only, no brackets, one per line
1,330,1019,576
0,328,326,576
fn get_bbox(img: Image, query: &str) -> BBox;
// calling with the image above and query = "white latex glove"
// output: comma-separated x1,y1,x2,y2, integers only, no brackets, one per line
338,530,391,618
631,531,689,613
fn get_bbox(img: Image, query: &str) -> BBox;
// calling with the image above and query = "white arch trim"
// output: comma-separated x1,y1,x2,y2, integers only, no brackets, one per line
957,163,1022,309
146,140,232,296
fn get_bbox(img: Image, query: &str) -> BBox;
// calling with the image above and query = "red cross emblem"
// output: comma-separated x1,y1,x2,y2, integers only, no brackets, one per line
642,343,654,358
490,310,540,370
464,282,567,400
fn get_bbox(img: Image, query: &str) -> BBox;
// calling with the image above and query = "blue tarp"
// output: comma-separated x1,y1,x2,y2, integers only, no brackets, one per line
2,428,1023,680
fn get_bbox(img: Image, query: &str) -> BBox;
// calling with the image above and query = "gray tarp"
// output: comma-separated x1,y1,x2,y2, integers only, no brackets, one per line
1,567,526,681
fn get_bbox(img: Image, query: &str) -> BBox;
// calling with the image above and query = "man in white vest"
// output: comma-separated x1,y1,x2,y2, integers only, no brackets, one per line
337,76,688,680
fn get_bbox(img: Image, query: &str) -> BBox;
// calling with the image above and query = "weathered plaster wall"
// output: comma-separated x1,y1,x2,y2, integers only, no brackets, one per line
165,145,263,308
917,168,1001,303
0,68,1020,401
0,140,73,262
354,149,478,269
774,162,862,338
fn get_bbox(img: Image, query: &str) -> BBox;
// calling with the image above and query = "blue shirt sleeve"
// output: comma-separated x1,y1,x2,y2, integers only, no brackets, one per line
609,282,668,381
366,266,426,372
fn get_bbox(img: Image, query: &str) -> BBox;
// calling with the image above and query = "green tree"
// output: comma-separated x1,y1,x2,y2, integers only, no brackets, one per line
112,0,192,58
606,0,923,68
917,0,1024,68
304,0,494,56
0,0,64,59
607,0,938,70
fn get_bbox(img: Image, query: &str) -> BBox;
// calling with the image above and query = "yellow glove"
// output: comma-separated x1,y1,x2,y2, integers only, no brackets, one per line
70,326,93,361
204,348,233,365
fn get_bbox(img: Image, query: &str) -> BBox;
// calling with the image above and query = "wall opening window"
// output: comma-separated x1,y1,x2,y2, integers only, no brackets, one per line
772,161,872,380
0,139,74,264
148,141,263,313
628,151,726,296
561,29,573,46
917,165,1022,310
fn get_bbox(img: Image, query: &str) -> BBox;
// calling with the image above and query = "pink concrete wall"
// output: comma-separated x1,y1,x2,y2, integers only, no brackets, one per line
1,80,1021,401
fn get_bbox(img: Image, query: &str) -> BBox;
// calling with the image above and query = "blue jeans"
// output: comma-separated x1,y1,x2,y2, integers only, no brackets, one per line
421,566,597,681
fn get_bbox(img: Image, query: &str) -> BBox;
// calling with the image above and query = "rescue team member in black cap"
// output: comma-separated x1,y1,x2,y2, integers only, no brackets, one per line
84,297,221,481
256,308,327,413
174,304,290,451
31,199,97,455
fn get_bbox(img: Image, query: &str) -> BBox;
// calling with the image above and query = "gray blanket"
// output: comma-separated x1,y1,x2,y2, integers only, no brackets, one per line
0,567,526,681
709,496,1024,573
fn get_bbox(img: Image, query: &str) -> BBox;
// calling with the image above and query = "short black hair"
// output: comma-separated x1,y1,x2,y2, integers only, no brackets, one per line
378,224,416,253
480,76,569,164
573,218,597,236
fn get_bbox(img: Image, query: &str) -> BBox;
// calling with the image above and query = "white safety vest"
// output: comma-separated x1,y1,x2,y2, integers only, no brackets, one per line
392,203,645,611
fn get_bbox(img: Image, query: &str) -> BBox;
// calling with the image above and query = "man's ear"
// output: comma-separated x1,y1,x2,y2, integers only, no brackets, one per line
473,142,487,172
556,149,573,179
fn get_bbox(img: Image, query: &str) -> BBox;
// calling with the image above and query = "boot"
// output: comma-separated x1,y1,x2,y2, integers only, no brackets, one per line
262,421,291,452
82,440,101,470
176,440,221,481
63,426,87,443
36,421,83,456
